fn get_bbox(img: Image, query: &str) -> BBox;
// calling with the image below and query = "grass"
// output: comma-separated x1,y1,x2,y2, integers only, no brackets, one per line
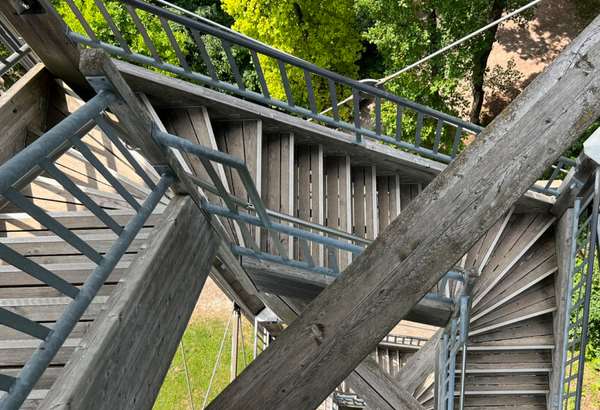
582,357,600,409
153,316,254,410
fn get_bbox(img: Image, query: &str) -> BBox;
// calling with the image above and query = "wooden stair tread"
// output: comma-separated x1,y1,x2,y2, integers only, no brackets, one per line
471,279,556,332
473,213,554,307
472,235,556,320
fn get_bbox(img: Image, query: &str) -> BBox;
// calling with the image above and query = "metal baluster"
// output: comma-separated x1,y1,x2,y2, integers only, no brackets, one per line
251,50,270,99
190,30,218,80
304,70,318,114
433,119,443,155
353,89,361,143
328,79,339,122
160,17,189,71
65,0,98,42
278,60,295,106
93,0,131,53
126,5,163,64
221,40,245,90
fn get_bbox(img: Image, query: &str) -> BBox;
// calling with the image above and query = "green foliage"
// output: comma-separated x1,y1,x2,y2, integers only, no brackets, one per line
355,0,535,146
221,0,363,109
574,0,600,24
53,0,258,88
154,318,254,409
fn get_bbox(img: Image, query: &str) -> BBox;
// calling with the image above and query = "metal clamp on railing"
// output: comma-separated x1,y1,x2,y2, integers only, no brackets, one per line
0,91,173,410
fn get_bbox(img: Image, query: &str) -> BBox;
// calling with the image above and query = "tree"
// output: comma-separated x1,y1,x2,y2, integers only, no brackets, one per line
355,0,536,126
52,0,260,91
221,0,363,110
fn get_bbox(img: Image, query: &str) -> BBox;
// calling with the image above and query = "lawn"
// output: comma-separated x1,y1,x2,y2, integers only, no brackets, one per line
153,316,254,410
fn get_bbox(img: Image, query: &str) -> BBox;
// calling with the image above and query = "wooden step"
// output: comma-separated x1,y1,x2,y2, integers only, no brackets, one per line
471,279,556,335
464,209,513,275
457,394,546,409
468,315,555,347
471,233,556,321
0,229,150,257
0,209,162,234
456,350,552,372
0,261,129,287
472,213,554,307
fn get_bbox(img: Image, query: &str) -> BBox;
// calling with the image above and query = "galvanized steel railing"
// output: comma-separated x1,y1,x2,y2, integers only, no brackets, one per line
153,126,466,305
436,288,471,410
0,14,36,80
51,0,482,163
557,168,600,410
0,90,173,409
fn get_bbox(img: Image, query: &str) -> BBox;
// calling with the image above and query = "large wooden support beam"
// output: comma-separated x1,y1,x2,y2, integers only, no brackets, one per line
548,209,575,410
395,328,443,396
208,17,600,410
0,1,90,97
346,358,424,410
40,195,219,409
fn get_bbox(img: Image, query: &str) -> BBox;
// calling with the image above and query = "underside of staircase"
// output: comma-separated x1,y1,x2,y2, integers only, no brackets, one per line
0,2,599,410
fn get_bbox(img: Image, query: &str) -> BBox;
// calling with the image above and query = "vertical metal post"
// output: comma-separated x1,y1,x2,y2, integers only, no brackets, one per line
459,296,470,410
230,304,240,381
575,168,600,410
253,317,258,359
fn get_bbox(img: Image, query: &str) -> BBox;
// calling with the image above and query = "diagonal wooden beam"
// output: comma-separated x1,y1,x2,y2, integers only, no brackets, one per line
0,1,91,98
277,298,424,410
208,16,600,410
40,195,219,409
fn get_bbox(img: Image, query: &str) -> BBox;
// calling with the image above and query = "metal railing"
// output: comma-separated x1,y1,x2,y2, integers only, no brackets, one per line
0,91,172,409
436,289,471,410
557,168,600,410
0,14,36,81
51,0,482,163
153,127,467,304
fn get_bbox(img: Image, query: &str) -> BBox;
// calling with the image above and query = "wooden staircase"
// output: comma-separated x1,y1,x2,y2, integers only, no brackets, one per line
1,2,598,406
447,210,558,409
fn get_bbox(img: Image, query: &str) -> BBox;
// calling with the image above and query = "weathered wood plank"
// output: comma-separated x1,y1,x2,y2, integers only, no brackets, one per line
0,3,89,97
0,64,50,165
548,209,574,410
207,18,600,409
40,196,219,410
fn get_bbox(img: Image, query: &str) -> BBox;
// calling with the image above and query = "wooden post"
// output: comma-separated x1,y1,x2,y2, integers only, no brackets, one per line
548,209,575,410
208,17,600,410
231,304,240,382
40,196,219,409
0,1,91,97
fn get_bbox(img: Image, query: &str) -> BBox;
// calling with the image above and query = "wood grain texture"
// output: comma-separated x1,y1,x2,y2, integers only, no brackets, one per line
0,2,89,97
548,209,574,410
40,196,218,410
207,18,600,410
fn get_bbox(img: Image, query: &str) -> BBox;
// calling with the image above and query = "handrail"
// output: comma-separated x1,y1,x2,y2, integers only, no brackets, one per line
0,94,172,409
52,0,481,164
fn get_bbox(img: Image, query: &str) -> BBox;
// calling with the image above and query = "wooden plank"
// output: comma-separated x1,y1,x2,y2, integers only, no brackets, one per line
207,19,600,409
548,209,573,410
395,329,442,396
345,357,424,410
0,3,90,97
0,64,50,165
40,196,219,410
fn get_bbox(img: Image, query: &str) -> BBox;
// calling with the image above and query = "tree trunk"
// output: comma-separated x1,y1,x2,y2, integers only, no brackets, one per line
469,0,507,125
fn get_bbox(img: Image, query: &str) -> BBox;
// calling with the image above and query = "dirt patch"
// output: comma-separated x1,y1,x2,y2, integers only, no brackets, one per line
190,278,233,322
